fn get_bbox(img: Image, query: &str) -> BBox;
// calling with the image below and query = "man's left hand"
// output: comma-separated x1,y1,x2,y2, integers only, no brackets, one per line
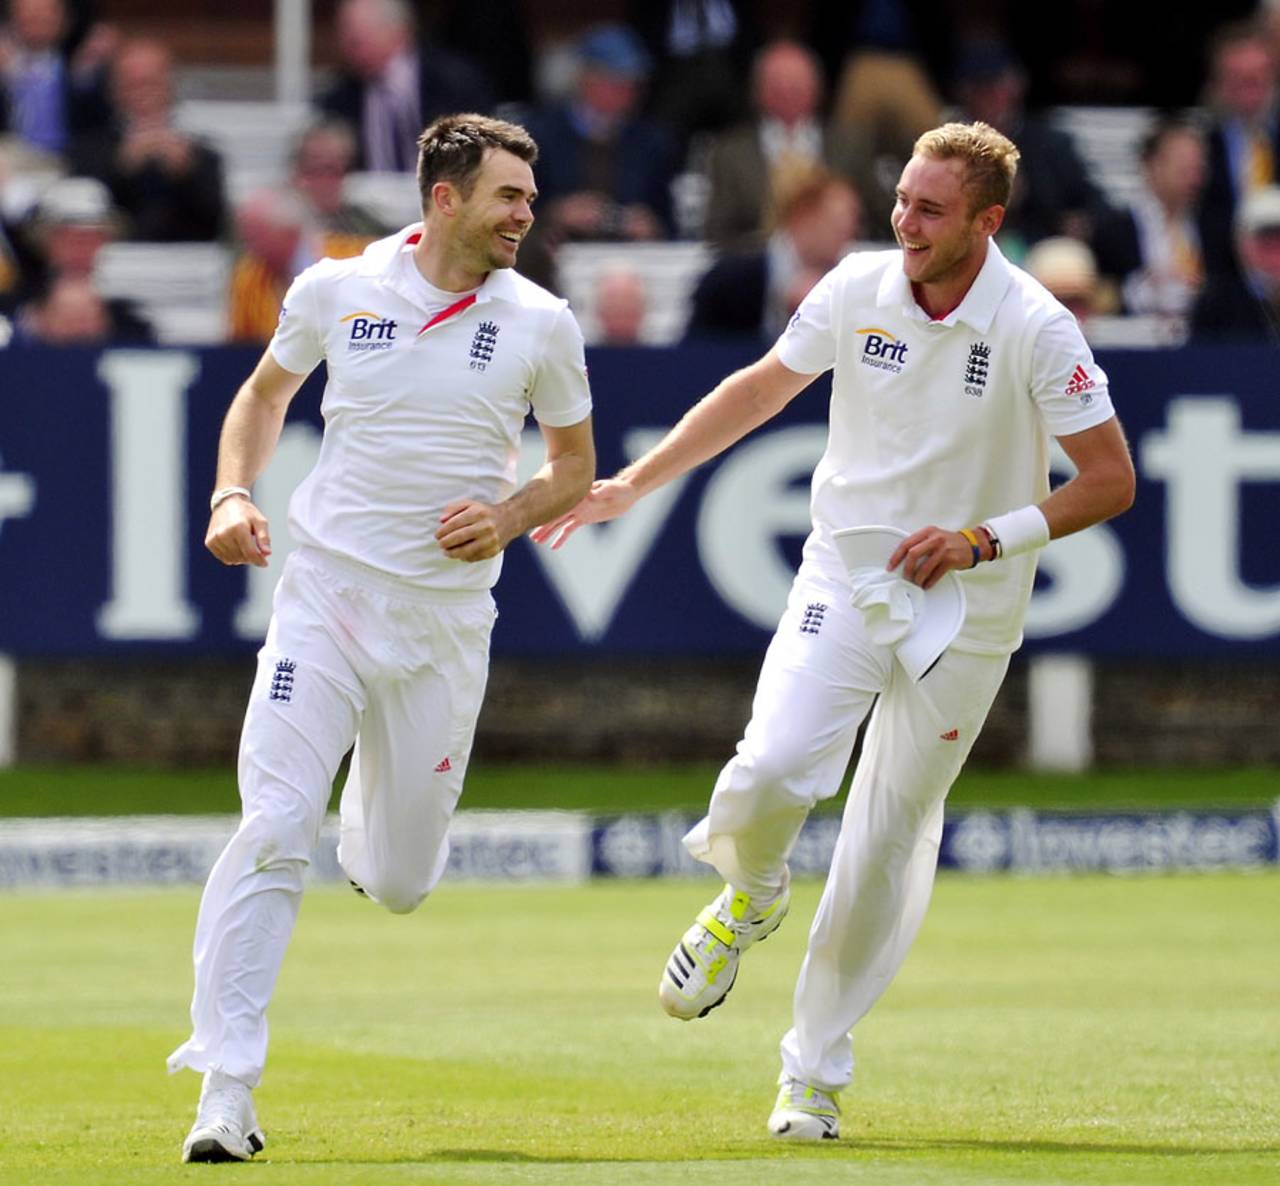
888,525,976,589
436,500,515,562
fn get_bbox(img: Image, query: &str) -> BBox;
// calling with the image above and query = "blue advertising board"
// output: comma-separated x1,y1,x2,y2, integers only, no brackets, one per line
0,343,1277,657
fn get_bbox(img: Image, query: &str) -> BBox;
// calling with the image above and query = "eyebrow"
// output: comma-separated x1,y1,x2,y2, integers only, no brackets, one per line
897,189,946,210
496,185,537,201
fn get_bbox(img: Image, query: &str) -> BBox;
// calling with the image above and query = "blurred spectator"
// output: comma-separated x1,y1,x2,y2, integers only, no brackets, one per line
69,37,226,242
1024,236,1107,326
686,170,861,341
227,188,319,344
822,2,944,237
1190,185,1280,342
951,40,1110,257
1199,21,1280,277
0,0,110,157
592,265,648,345
318,0,494,173
702,40,830,251
16,273,107,343
1093,118,1207,320
11,174,151,338
426,0,533,107
0,220,19,307
290,119,389,259
524,24,678,245
628,0,758,153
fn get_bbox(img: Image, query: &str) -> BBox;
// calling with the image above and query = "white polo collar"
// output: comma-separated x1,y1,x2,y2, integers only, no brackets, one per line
357,222,521,313
876,238,1012,334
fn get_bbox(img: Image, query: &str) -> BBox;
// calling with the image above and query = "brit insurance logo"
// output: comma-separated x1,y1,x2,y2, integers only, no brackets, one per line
340,310,398,352
856,327,909,374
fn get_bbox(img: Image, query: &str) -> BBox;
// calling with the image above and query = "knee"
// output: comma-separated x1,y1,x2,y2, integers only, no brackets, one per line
366,877,431,916
235,805,317,871
733,743,823,805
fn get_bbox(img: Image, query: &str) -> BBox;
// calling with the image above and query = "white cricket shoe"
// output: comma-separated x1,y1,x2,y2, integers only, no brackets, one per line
767,1074,840,1141
181,1070,266,1163
659,881,790,1020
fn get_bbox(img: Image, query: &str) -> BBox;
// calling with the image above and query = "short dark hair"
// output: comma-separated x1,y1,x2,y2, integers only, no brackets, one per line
416,114,538,204
1139,116,1203,165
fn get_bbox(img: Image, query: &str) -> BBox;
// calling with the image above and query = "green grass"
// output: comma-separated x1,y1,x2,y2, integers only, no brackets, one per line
1,762,1277,818
0,874,1277,1184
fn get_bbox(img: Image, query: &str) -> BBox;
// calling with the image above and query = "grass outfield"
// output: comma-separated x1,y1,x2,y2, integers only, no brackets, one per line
1,762,1278,817
0,875,1276,1185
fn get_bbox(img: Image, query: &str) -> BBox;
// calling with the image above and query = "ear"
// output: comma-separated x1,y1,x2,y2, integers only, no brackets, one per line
431,181,459,218
977,203,1005,238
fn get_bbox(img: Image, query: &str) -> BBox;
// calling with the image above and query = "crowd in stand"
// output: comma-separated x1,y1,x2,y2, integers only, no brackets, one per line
4,0,1280,347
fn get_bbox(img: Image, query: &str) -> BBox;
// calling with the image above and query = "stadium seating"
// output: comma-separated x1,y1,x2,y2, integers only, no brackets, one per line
94,242,233,344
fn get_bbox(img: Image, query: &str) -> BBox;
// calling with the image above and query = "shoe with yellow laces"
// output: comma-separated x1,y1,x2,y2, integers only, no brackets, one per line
767,1074,841,1140
658,881,790,1020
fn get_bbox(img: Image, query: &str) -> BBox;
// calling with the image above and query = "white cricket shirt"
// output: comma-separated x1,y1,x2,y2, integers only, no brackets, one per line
269,224,592,591
777,239,1115,654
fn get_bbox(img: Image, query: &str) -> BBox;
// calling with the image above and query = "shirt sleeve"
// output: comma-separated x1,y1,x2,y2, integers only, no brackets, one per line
529,305,593,427
1030,312,1116,436
774,265,839,376
268,265,325,376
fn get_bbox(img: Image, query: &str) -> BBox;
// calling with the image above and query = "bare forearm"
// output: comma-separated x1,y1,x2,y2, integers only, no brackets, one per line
502,447,595,539
620,355,804,497
1040,467,1135,539
1041,419,1136,539
214,382,290,489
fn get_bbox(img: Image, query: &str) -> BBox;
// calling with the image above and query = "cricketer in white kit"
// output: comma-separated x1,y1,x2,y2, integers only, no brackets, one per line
535,122,1135,1140
168,115,595,1163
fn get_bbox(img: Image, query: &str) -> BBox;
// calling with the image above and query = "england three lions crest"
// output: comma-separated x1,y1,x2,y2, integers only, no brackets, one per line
469,321,500,370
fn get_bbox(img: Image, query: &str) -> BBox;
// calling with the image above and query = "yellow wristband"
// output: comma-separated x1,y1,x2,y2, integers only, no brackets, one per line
959,528,981,568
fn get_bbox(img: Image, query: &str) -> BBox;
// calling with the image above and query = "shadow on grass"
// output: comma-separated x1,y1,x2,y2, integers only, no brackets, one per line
291,1138,1280,1166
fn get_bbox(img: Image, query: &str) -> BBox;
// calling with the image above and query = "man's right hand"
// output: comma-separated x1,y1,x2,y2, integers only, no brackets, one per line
205,498,272,567
529,477,638,550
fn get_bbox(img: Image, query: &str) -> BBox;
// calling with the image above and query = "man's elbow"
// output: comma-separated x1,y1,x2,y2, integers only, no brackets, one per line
1109,461,1137,518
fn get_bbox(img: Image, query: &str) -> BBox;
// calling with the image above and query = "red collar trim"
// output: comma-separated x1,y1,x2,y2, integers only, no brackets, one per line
911,282,963,322
417,293,477,336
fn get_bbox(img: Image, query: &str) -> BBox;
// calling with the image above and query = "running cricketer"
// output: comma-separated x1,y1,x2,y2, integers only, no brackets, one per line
534,122,1134,1140
169,114,595,1162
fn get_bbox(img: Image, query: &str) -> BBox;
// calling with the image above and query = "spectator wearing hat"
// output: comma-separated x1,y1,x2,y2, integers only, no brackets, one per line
317,0,494,173
1024,236,1108,330
685,169,861,342
524,23,678,243
70,37,227,242
10,174,152,339
1092,118,1207,321
950,39,1110,258
1190,185,1280,343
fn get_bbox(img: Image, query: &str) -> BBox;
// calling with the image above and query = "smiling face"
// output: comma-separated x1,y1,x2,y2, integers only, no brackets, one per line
438,148,537,278
891,153,1003,309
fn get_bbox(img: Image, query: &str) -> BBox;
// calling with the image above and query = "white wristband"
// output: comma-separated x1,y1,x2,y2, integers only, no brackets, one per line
983,505,1050,558
210,485,252,512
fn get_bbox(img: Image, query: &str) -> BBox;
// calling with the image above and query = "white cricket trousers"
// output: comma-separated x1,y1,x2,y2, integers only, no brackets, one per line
684,569,1009,1093
167,547,495,1087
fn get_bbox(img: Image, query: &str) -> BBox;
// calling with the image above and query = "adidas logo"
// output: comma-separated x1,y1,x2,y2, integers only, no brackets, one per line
434,757,452,773
939,729,959,742
1064,364,1095,396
